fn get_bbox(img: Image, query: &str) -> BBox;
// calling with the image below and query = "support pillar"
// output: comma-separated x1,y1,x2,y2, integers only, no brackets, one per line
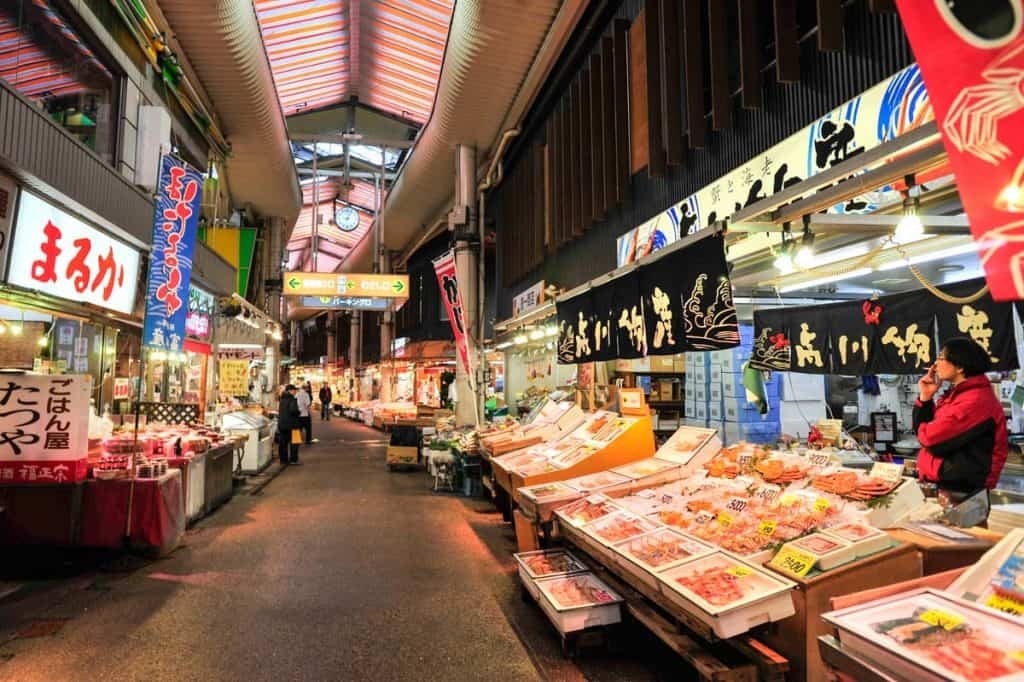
349,311,362,399
265,216,286,399
452,144,479,426
326,312,337,364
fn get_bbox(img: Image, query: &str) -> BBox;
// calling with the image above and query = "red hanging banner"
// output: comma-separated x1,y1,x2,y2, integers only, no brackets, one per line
432,249,473,376
894,1,1024,300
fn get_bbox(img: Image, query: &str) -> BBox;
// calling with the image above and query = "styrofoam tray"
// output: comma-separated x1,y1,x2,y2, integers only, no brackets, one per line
535,573,623,634
519,481,580,506
514,549,589,599
787,532,857,571
564,470,631,494
554,494,621,527
823,588,1024,682
612,528,716,590
821,522,892,559
611,457,680,481
583,510,659,547
657,551,796,638
654,427,721,467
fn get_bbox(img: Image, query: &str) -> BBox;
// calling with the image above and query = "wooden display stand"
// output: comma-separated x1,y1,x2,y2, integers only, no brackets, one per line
758,542,922,682
885,526,1000,575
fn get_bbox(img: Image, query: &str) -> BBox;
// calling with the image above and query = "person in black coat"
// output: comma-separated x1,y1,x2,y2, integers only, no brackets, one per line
277,384,302,465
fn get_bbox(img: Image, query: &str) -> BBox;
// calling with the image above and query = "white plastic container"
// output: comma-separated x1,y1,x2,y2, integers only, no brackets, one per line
564,470,631,495
535,573,624,634
582,510,659,547
821,522,892,559
865,477,926,528
612,528,715,590
657,551,796,638
785,532,857,571
554,494,621,527
611,458,682,490
514,549,589,599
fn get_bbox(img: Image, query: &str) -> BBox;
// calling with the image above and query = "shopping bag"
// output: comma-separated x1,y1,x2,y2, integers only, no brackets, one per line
291,429,303,445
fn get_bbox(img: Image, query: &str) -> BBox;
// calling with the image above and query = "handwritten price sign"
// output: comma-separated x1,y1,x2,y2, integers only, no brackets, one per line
770,545,817,578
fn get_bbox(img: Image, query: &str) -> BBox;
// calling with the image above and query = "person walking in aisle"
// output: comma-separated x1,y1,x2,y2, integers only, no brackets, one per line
276,384,301,465
297,382,315,444
319,383,333,421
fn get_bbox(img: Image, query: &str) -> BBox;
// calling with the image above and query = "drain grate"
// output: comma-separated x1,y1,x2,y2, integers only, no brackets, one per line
15,618,70,639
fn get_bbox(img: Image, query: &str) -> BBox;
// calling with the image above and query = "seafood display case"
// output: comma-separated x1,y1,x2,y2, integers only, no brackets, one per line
514,549,588,599
612,528,716,590
823,588,1024,681
220,411,274,474
534,573,624,634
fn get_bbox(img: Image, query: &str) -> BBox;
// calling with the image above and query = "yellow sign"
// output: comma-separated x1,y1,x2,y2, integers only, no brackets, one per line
283,272,409,298
919,609,965,631
986,593,1024,616
770,545,817,578
219,359,249,397
814,497,831,513
758,520,777,536
717,512,734,528
727,565,752,578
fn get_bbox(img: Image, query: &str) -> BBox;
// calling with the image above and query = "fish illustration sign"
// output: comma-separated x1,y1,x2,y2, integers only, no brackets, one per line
896,0,1024,300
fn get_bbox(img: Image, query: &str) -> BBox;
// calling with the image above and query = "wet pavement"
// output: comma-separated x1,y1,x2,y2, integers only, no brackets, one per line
0,418,688,681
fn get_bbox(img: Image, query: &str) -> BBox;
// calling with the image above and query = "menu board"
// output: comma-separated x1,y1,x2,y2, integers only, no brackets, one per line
218,359,249,396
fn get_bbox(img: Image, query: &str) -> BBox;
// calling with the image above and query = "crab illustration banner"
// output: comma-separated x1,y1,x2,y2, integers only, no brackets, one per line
432,249,473,376
143,155,204,351
895,0,1024,300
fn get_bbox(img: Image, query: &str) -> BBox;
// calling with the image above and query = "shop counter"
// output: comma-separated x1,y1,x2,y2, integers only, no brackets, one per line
167,453,207,523
79,470,185,555
885,526,999,575
0,482,84,545
203,443,234,512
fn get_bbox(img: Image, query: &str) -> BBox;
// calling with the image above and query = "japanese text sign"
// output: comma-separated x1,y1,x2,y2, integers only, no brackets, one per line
895,2,1024,300
9,192,141,315
283,272,408,298
186,285,215,341
299,295,389,311
432,250,473,376
218,359,249,396
143,155,203,351
512,281,546,318
0,374,90,484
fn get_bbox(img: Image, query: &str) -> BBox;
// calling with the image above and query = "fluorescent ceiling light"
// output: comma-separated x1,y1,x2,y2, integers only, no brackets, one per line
529,329,545,340
513,335,528,345
778,268,874,294
876,242,979,271
495,341,513,350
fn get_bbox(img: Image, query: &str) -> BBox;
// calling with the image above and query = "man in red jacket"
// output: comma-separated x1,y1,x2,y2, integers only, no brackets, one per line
913,337,1008,495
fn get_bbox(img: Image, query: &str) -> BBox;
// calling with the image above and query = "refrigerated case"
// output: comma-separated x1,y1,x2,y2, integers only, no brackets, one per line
221,411,274,473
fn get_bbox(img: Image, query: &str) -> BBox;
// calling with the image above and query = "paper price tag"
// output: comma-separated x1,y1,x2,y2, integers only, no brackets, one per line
726,496,749,513
758,520,777,536
756,484,781,502
636,488,657,499
738,452,754,467
770,546,817,578
727,565,752,578
986,593,1024,616
814,497,831,513
695,510,715,525
1012,651,1024,664
779,493,799,507
809,452,832,467
734,475,756,489
660,494,675,505
586,494,605,505
919,609,965,631
717,512,734,528
870,461,905,484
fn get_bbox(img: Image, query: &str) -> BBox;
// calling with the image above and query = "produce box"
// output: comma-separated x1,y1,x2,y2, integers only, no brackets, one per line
386,445,418,465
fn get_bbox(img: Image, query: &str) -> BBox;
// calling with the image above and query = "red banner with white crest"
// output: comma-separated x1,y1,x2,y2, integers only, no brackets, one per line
432,250,473,376
895,1,1024,300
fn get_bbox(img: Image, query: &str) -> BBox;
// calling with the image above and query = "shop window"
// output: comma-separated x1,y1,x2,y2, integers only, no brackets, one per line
0,1,119,164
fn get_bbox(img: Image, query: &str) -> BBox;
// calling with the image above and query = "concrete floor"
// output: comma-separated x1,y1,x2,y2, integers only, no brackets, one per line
0,418,689,681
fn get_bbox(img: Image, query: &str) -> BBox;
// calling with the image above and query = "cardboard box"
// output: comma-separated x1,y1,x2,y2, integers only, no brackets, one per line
386,445,418,465
684,401,696,418
709,382,723,404
692,364,708,383
673,354,687,373
710,364,723,383
709,402,724,421
684,384,695,403
695,384,709,402
651,356,675,372
696,403,708,421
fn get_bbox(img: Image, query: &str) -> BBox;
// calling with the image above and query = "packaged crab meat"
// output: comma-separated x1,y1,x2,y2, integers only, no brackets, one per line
518,481,579,505
583,511,658,546
824,588,1024,681
611,458,681,487
786,532,856,571
514,549,588,599
555,494,620,527
534,573,623,634
821,522,891,559
613,528,715,587
658,552,796,637
564,470,631,494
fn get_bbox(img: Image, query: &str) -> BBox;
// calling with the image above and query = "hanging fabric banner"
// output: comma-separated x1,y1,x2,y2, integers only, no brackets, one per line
752,278,1019,374
143,155,204,351
432,249,473,377
894,1,1024,301
557,232,739,364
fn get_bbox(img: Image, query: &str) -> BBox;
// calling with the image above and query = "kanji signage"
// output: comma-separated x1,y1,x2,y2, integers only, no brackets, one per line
432,250,473,376
894,2,1024,301
186,285,215,341
751,278,1020,374
218,359,249,397
615,64,935,266
299,295,389,311
283,272,409,298
143,156,204,352
0,375,90,484
557,234,740,364
512,281,546,318
9,192,141,315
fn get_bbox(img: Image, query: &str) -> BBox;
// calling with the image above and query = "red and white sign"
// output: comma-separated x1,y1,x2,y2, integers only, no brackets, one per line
113,377,131,400
432,250,473,376
9,192,141,314
895,1,1024,300
186,312,210,339
0,374,90,484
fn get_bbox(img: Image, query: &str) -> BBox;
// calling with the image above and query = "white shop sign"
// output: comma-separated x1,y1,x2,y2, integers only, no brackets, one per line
9,192,142,315
512,281,546,318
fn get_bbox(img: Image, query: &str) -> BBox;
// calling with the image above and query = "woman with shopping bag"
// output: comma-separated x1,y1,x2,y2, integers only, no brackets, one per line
277,384,303,465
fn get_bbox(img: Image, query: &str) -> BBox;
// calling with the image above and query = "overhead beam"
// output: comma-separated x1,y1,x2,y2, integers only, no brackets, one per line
729,214,970,235
289,133,415,149
297,168,398,180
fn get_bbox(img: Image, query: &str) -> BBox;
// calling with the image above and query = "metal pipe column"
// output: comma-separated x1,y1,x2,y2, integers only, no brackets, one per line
453,144,479,426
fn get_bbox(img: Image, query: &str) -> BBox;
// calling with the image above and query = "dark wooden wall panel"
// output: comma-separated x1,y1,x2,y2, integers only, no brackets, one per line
560,97,572,244
817,0,844,51
642,4,665,176
578,69,594,229
590,54,606,219
707,0,732,131
658,0,683,165
569,79,582,236
613,19,631,203
682,0,706,148
738,0,762,110
628,14,649,175
601,36,618,208
773,0,801,83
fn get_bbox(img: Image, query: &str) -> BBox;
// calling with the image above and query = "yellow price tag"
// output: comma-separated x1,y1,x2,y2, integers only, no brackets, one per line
1012,651,1024,664
814,497,831,513
717,512,734,528
986,593,1024,616
779,493,798,507
759,520,777,536
727,565,752,578
769,545,817,578
919,609,965,631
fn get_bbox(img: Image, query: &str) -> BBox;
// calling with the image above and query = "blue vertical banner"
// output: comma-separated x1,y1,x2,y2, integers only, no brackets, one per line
142,155,204,351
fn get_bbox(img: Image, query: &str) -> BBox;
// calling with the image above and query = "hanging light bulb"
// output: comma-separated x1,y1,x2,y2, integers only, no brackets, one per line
773,222,795,274
895,179,924,243
37,336,48,347
794,217,816,269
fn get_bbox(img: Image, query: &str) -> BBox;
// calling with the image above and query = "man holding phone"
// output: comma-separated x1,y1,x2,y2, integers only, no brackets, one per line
913,337,1009,499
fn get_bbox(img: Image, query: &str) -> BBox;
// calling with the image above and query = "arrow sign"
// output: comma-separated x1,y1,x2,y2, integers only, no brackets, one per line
288,277,301,290
393,280,405,293
282,272,410,298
